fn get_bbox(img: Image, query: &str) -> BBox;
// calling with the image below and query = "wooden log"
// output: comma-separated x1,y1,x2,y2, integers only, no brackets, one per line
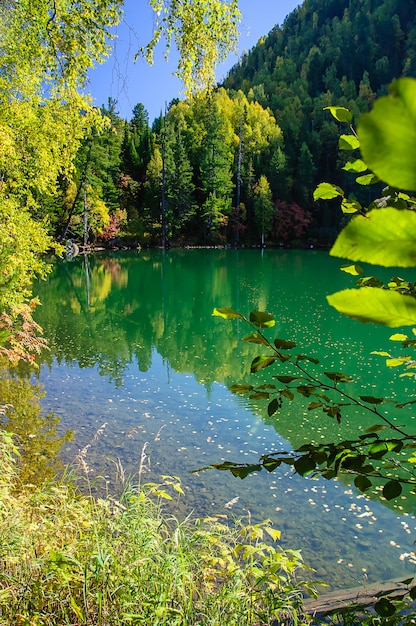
303,576,415,617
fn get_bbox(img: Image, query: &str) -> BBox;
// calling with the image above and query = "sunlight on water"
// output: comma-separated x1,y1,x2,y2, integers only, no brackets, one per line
33,249,416,591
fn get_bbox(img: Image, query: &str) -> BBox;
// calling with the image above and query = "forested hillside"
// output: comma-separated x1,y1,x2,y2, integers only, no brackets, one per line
223,0,416,241
48,0,416,249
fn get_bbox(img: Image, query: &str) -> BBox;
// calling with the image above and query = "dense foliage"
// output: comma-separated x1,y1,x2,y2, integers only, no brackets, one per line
0,430,316,625
44,0,416,249
223,0,416,240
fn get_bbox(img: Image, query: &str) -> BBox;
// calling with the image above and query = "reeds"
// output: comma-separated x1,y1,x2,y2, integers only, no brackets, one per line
0,430,316,625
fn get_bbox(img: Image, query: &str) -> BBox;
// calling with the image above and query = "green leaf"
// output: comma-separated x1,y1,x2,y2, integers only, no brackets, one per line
341,198,362,214
340,264,363,276
313,182,344,201
274,338,297,349
386,357,409,367
296,355,319,364
342,159,367,173
374,597,397,617
360,396,384,405
249,392,270,400
383,480,402,500
268,398,280,417
327,287,416,327
212,307,244,320
233,464,262,479
263,459,281,472
308,401,323,410
369,441,398,459
356,276,383,287
249,311,275,328
281,389,295,401
243,333,270,345
274,375,301,384
331,208,416,268
354,475,372,492
358,77,416,191
356,173,379,185
389,333,408,341
229,384,254,394
324,106,352,123
297,385,316,397
250,355,277,373
294,455,316,476
324,371,354,383
338,134,360,150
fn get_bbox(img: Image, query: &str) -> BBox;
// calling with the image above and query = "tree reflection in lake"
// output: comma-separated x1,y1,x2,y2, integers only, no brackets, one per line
31,249,416,589
0,364,72,486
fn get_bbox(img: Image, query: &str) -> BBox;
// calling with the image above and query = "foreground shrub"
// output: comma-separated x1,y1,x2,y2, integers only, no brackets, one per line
0,430,315,625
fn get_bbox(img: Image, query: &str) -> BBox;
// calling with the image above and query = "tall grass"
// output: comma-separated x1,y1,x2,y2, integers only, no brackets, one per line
0,430,317,625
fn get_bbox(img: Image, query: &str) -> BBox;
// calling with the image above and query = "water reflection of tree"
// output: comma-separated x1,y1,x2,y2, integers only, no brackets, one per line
0,364,73,486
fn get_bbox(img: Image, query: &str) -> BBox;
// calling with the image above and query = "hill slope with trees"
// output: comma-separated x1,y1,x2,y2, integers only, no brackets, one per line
222,0,416,241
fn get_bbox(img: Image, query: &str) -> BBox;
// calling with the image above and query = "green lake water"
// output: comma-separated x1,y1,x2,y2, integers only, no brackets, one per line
33,248,416,591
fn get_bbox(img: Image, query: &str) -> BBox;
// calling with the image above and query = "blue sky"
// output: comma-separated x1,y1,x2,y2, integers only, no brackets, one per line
87,0,300,122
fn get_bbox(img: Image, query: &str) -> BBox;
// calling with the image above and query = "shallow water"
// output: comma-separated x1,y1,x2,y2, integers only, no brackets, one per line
33,249,416,590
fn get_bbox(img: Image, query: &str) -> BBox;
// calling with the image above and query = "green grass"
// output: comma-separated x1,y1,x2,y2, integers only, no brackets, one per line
0,430,317,625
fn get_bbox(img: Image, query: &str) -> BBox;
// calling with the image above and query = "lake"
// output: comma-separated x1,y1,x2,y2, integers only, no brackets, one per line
32,248,416,591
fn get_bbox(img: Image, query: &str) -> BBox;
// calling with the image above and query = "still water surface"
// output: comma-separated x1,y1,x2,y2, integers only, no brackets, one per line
33,249,416,590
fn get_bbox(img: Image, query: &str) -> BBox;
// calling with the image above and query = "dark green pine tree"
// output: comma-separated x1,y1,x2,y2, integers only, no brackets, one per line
199,102,234,243
164,115,195,242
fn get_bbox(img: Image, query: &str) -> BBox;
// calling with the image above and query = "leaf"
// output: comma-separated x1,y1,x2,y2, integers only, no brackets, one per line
383,480,402,500
386,357,409,367
249,311,275,328
297,385,316,397
274,375,301,384
264,527,281,542
274,338,297,349
308,401,323,410
374,597,397,617
249,392,270,400
371,351,391,357
340,264,363,276
324,371,354,383
356,173,379,185
360,396,384,405
243,333,270,345
324,106,352,123
281,389,295,401
389,333,408,341
354,475,372,492
294,455,316,476
232,464,262,479
358,77,416,191
338,134,360,150
330,208,416,268
296,355,319,364
229,384,254,394
263,459,281,472
340,198,362,214
365,424,387,433
342,159,367,173
313,182,344,201
250,355,277,373
268,398,280,417
212,307,244,320
327,287,416,327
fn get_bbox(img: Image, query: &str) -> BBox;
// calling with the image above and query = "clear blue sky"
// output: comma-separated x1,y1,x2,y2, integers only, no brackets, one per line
87,0,300,122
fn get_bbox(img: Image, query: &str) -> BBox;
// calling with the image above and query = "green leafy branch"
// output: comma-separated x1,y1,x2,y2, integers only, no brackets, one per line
315,81,416,328
196,307,416,499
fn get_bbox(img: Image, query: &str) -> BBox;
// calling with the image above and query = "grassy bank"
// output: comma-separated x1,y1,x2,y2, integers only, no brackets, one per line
0,430,316,625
